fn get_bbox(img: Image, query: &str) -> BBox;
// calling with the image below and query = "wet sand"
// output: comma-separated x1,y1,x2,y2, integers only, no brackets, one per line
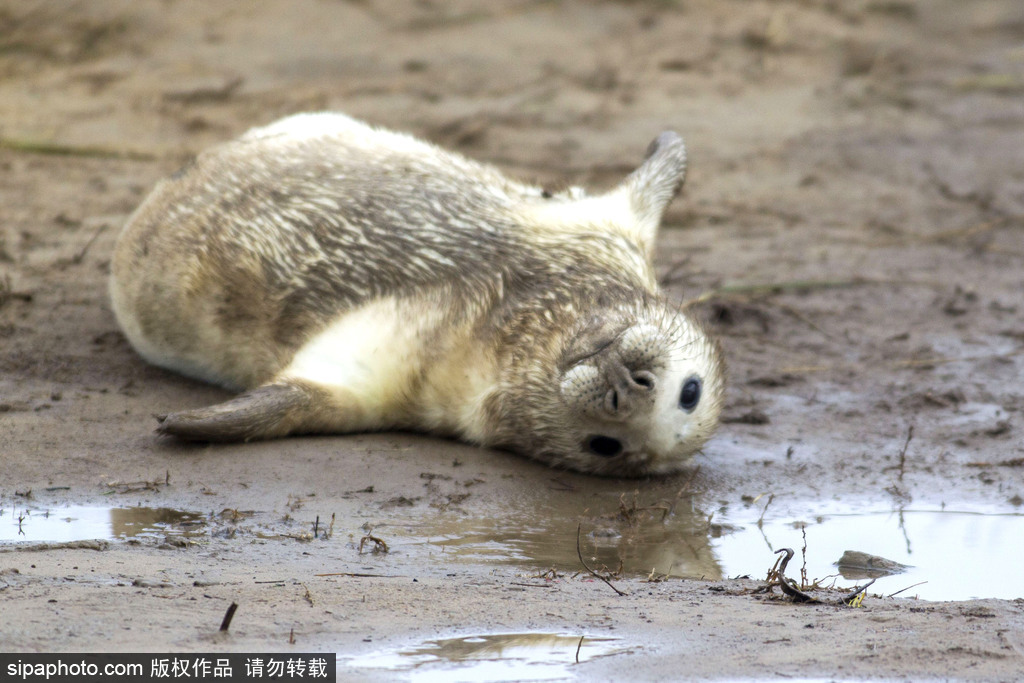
2,1,1024,679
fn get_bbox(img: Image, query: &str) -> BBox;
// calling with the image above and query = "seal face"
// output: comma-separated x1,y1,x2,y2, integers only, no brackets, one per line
109,113,724,477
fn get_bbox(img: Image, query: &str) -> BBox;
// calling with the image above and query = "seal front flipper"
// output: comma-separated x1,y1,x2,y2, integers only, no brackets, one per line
156,380,333,442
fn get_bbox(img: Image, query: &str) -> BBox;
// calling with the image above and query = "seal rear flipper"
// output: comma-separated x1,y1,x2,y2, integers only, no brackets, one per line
156,380,333,442
621,131,687,251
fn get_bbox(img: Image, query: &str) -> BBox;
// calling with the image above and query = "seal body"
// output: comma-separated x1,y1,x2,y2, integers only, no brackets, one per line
110,113,724,476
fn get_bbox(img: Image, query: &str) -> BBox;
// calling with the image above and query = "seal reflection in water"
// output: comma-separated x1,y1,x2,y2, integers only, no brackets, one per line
110,113,724,477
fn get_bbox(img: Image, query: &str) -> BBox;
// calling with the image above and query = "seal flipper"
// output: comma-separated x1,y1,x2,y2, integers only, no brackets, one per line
156,380,333,442
621,131,688,251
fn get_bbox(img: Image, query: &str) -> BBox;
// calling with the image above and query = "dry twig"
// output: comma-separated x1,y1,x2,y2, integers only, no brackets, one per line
358,535,389,554
219,602,238,632
842,578,876,606
576,524,627,596
0,137,163,161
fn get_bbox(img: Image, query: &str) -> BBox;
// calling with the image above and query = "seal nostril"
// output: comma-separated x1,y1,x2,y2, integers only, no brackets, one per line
631,371,655,391
585,435,623,458
605,389,619,413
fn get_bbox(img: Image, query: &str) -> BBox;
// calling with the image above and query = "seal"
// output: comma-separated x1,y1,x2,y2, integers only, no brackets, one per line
110,112,724,476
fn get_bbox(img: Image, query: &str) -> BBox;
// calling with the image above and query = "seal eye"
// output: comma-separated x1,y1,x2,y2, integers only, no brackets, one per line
679,377,702,412
585,435,623,458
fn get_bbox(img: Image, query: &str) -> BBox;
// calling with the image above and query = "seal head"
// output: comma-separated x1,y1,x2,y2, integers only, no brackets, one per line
484,298,724,477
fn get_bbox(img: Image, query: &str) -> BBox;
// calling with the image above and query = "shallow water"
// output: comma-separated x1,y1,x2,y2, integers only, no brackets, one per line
0,506,205,543
3,500,1021,602
716,508,1024,601
403,498,1024,602
345,632,625,681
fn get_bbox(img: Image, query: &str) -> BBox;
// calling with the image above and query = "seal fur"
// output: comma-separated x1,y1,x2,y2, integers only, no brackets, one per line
110,113,724,476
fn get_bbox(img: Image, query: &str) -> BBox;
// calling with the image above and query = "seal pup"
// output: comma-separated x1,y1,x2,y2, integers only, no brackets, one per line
110,113,724,476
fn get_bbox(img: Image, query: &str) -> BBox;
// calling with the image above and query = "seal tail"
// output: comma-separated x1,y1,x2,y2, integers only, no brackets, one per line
156,380,334,442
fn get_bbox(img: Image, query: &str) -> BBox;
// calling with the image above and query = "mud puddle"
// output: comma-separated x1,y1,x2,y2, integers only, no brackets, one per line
345,632,625,681
390,498,1024,602
0,506,206,544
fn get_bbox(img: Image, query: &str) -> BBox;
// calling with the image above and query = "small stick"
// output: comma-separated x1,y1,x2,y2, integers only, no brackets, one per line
71,223,107,264
691,278,869,303
897,426,914,482
0,137,161,161
888,581,928,598
774,301,833,339
966,458,1024,468
765,552,784,583
756,493,774,528
313,516,319,538
549,478,576,491
842,578,877,604
667,465,700,517
576,524,627,596
219,602,238,632
575,635,584,664
800,526,808,590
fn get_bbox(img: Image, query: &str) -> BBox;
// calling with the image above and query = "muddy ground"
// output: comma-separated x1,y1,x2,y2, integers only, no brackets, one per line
2,0,1024,680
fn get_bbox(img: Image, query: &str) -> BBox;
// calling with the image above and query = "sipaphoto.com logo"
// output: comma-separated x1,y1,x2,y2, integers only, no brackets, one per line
7,657,143,680
0,653,336,683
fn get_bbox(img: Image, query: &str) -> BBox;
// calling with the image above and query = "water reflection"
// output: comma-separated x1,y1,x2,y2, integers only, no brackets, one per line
394,492,1024,601
415,490,723,580
346,632,624,680
0,506,205,543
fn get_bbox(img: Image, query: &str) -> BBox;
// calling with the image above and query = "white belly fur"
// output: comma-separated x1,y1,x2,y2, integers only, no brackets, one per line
279,296,498,439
